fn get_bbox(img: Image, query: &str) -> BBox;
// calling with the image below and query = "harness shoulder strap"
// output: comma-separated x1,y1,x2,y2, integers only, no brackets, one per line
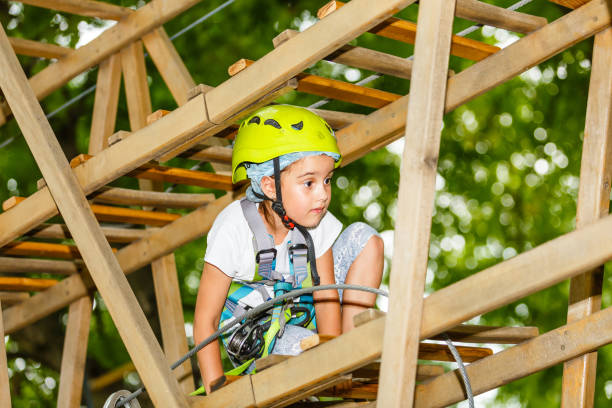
240,199,279,280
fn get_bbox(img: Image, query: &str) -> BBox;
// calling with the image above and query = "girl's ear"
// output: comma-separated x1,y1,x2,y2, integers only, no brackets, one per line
260,176,277,200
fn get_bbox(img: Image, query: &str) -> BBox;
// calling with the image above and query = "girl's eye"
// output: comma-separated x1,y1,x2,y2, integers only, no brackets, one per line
304,180,313,187
324,177,332,185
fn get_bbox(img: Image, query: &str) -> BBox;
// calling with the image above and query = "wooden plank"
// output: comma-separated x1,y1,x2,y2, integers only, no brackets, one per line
562,27,612,408
90,186,215,208
187,84,214,101
377,0,455,405
414,305,612,408
255,354,292,372
9,37,72,59
4,196,180,226
297,73,400,108
265,375,352,408
106,130,131,147
147,109,171,125
89,53,122,154
0,257,77,274
17,0,131,20
308,108,365,129
430,324,539,344
0,277,58,291
57,296,92,408
549,0,590,9
0,25,188,408
2,195,24,211
351,362,445,381
191,373,257,408
273,29,415,80
1,241,82,259
152,254,194,392
0,292,29,307
204,0,418,123
228,60,401,108
418,342,492,363
337,0,612,165
121,40,152,133
27,223,148,244
317,1,499,61
180,145,233,164
89,361,135,392
0,300,10,408
143,27,196,106
455,0,547,34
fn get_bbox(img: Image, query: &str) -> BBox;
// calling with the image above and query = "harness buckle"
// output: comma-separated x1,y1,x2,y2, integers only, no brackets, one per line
288,243,308,256
256,248,277,264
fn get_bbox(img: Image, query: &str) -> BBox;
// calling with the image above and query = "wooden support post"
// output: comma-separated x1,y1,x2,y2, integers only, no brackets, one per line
152,254,194,392
123,43,195,391
377,0,455,405
0,25,188,407
89,53,121,154
414,305,612,408
143,27,196,106
561,27,612,408
0,292,29,307
0,300,10,408
0,257,78,274
57,296,92,408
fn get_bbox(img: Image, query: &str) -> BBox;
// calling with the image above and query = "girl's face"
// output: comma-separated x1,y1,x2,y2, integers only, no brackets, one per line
279,155,335,228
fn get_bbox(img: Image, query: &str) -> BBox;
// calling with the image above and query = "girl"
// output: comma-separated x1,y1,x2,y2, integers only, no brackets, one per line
193,105,383,394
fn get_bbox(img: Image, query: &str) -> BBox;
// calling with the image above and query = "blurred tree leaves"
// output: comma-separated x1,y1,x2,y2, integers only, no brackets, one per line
1,0,612,406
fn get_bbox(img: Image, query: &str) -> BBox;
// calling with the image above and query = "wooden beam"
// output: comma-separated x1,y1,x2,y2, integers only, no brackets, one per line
90,186,215,208
57,296,92,408
121,40,152,133
8,37,72,59
0,301,10,408
430,324,539,344
0,292,29,307
1,241,82,259
204,0,418,123
378,0,455,405
4,196,180,227
0,277,58,291
549,0,590,9
337,0,612,165
562,27,612,408
17,0,131,20
296,73,400,108
180,145,233,164
152,254,195,392
143,27,195,106
88,361,135,392
71,153,235,191
89,53,122,154
455,0,547,34
307,108,365,129
0,257,77,274
228,59,402,108
317,1,499,61
26,223,148,244
0,25,188,407
418,342,492,363
414,305,612,408
273,29,415,80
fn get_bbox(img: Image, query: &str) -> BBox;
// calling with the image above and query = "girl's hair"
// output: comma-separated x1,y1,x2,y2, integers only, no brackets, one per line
260,200,276,226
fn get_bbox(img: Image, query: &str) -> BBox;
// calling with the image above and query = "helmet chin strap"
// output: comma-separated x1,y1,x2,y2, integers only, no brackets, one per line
260,157,321,286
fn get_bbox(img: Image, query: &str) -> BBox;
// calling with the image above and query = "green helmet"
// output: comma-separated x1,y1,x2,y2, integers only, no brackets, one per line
232,105,341,183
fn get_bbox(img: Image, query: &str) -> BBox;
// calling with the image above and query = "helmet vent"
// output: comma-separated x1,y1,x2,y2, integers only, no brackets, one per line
248,116,261,125
291,121,303,130
264,119,281,129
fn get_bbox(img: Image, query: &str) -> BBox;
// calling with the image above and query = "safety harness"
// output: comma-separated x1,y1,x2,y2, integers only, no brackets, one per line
219,198,318,375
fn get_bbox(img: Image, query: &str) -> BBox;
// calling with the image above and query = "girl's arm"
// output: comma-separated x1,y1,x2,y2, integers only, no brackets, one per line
312,247,342,336
193,262,232,394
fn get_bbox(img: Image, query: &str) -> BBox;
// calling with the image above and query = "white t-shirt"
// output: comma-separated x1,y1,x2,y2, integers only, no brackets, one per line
205,200,343,282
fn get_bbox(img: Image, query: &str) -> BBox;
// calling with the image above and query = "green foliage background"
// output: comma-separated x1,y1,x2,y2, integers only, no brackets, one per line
1,0,612,406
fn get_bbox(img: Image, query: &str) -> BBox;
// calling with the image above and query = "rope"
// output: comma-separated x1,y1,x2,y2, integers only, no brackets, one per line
112,283,475,408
